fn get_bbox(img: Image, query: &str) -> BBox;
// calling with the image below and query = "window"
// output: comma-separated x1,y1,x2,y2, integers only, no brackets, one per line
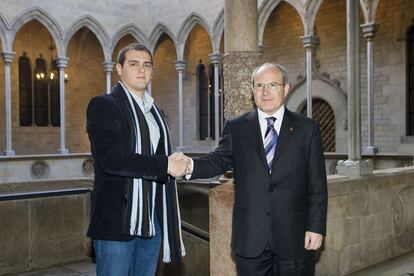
407,25,414,135
197,61,224,140
299,99,335,152
18,53,32,126
18,53,61,127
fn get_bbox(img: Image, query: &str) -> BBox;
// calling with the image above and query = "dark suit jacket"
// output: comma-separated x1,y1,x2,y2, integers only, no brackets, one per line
86,83,169,241
191,108,327,260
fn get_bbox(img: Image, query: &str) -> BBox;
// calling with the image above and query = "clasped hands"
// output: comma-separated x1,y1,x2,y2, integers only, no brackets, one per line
167,152,192,178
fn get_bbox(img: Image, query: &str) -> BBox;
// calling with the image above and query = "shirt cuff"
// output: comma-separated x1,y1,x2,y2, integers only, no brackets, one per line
185,158,194,180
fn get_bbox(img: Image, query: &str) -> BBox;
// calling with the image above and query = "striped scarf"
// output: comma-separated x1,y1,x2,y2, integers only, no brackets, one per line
121,81,185,263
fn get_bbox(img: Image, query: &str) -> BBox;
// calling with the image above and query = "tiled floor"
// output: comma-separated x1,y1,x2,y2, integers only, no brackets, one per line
16,261,96,276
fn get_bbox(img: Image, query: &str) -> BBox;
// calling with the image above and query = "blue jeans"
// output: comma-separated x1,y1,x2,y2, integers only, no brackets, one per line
94,218,161,276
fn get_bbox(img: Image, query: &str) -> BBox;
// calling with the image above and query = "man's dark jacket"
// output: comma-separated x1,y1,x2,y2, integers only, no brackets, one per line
191,108,328,260
86,83,169,241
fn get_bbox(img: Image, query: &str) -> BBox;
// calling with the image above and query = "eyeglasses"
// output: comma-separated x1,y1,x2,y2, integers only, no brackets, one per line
253,82,284,91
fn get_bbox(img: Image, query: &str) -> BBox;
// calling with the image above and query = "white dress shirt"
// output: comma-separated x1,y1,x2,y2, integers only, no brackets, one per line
257,105,285,143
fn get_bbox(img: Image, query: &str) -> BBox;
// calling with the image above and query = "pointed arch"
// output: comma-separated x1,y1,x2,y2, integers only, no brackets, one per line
360,0,380,24
258,0,306,46
9,6,64,56
64,15,110,61
305,0,324,35
212,9,224,53
149,22,177,53
111,23,149,54
177,12,213,60
0,13,8,50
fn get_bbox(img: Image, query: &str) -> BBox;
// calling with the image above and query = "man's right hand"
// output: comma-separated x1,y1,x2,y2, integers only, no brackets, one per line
168,152,191,177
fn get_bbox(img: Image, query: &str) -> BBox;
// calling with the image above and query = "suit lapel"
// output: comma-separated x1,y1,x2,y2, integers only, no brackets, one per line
244,110,267,169
271,108,296,172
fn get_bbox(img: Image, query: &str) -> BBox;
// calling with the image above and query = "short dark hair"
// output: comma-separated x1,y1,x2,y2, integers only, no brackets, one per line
117,43,153,66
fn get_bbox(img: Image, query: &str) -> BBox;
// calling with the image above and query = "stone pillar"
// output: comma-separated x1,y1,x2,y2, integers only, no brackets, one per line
300,35,319,118
103,61,114,94
209,53,223,143
175,60,186,150
223,0,260,119
361,23,378,155
337,0,373,176
56,57,69,154
2,51,15,156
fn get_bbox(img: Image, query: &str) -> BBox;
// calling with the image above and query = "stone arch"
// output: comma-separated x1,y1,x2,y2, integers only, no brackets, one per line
286,70,347,152
149,22,177,54
9,6,64,56
177,12,213,60
111,24,149,55
212,8,224,53
258,0,305,46
0,13,8,50
360,0,380,24
64,15,110,61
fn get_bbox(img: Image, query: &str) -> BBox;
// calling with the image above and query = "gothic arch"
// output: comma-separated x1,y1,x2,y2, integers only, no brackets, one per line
176,12,213,60
286,70,347,152
0,13,8,50
64,15,110,61
212,8,224,53
149,22,177,53
111,24,149,56
258,0,306,46
9,6,64,56
305,0,324,35
361,0,380,24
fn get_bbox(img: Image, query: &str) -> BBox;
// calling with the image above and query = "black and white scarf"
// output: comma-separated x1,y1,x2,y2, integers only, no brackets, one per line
120,81,185,263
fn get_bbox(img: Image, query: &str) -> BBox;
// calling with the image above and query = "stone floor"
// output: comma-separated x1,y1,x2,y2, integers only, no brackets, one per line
13,251,414,276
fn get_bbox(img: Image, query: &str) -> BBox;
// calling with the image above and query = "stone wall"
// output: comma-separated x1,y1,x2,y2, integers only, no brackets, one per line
209,167,414,276
0,179,92,275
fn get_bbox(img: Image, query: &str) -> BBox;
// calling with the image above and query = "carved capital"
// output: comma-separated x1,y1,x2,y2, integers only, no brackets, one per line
209,53,223,65
1,51,15,64
103,61,115,72
175,60,186,72
361,23,377,40
300,35,319,49
56,57,69,68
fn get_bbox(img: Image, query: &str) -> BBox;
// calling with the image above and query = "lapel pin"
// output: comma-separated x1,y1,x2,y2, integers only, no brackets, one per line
289,127,294,132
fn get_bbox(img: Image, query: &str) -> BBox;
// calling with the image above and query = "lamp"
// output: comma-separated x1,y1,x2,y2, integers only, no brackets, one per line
35,40,69,83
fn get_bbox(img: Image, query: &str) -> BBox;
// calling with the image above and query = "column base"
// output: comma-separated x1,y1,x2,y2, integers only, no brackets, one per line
58,148,69,154
4,150,15,156
336,159,373,177
362,146,378,155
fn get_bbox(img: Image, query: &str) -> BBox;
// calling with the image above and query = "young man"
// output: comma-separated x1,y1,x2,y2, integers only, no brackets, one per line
86,43,187,275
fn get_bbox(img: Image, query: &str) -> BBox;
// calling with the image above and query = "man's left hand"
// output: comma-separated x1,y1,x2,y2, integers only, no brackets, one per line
304,231,323,250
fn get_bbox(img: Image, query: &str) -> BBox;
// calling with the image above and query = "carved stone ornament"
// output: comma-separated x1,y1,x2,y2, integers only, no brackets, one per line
31,160,50,179
82,158,94,177
392,186,414,250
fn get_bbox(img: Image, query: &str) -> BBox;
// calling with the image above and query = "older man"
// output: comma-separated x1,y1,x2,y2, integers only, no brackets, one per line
184,63,327,276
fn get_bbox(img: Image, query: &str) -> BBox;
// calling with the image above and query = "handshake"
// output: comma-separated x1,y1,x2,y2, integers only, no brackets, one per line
167,152,192,178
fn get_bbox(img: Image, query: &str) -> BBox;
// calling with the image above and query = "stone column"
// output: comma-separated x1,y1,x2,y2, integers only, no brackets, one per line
56,57,69,154
103,61,114,94
300,35,319,118
2,51,15,156
337,0,372,176
209,53,223,143
224,0,260,119
175,60,186,150
361,23,378,155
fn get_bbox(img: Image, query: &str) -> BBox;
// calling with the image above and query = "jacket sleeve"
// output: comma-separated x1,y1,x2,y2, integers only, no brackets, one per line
306,122,328,235
191,121,234,179
87,96,168,182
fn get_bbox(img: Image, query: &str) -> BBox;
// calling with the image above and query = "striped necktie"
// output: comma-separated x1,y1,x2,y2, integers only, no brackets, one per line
264,117,278,172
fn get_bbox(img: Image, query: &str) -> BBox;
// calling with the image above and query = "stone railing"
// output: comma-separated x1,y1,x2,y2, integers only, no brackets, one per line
208,167,414,276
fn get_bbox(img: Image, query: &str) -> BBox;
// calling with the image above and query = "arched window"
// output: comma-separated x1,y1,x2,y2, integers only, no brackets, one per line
407,25,414,135
198,63,210,140
299,99,335,152
33,56,48,126
18,53,33,126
